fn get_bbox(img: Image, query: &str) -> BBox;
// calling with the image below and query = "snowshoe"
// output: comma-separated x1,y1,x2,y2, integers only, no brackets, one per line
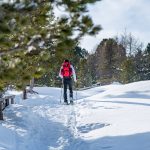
70,99,74,105
64,101,69,105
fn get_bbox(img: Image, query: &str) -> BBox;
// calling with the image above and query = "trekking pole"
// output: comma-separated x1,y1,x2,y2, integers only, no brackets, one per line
75,82,78,103
76,89,77,103
60,79,63,103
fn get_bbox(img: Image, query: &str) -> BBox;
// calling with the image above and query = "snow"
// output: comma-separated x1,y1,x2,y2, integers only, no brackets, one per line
1,80,150,150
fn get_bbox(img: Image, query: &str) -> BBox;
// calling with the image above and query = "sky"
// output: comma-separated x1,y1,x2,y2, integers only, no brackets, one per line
1,0,149,53
80,0,150,52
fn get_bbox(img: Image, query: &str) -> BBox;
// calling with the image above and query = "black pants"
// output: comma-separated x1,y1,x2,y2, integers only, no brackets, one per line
63,77,73,102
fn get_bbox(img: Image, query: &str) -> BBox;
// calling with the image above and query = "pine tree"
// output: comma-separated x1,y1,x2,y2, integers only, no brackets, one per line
141,43,150,80
0,0,102,96
87,54,97,84
94,38,126,84
121,58,136,83
145,43,150,54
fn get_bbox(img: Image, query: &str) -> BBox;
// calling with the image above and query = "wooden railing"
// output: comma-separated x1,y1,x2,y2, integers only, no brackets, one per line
0,95,15,120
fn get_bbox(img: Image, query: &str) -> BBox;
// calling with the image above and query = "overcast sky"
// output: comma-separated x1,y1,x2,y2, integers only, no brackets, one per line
80,0,150,52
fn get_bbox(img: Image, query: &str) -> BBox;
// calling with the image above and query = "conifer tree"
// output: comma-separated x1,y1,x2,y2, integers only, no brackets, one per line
94,38,126,84
141,43,150,80
0,0,102,96
145,43,150,54
121,58,136,83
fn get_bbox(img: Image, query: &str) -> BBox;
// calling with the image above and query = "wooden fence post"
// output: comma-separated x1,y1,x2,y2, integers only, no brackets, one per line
0,101,3,120
5,98,9,107
11,97,14,104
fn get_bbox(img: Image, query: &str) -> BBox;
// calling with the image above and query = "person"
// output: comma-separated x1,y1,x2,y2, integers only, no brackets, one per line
59,59,77,104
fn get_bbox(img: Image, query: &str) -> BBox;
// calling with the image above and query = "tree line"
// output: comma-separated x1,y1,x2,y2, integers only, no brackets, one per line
36,32,150,88
86,33,150,85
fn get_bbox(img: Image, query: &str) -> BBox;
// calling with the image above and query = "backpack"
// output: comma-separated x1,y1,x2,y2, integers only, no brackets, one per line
61,62,73,78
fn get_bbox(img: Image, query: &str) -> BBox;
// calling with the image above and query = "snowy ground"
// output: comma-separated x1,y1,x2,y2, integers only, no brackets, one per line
0,81,150,150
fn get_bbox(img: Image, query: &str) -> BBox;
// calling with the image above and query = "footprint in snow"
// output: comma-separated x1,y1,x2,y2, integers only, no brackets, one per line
77,123,110,133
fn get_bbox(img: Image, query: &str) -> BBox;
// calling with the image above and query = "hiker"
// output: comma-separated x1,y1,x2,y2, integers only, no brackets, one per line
59,59,77,104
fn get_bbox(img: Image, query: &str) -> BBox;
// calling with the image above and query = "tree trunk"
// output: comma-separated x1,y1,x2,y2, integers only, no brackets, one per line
23,88,27,99
0,101,3,120
29,78,34,91
0,92,3,98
